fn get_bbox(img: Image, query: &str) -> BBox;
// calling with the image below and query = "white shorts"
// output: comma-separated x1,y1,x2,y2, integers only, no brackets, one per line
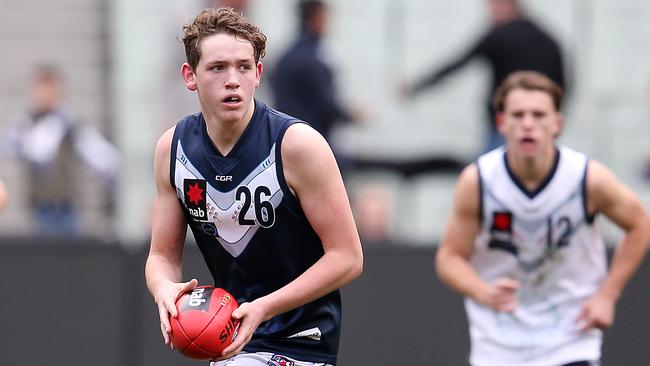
211,352,332,366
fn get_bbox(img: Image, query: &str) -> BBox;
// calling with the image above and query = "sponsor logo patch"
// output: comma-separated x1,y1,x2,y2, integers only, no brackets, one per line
267,354,295,366
184,179,207,220
179,287,212,311
215,175,232,182
491,211,512,232
199,222,219,239
287,327,322,341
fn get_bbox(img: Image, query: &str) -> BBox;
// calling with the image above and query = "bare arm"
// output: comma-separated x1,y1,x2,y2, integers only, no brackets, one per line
221,123,363,357
436,164,519,311
264,123,363,312
578,160,650,330
408,35,486,97
144,127,197,346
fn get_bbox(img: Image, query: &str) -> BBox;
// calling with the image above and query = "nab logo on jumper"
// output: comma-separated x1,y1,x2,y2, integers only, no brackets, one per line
184,179,207,220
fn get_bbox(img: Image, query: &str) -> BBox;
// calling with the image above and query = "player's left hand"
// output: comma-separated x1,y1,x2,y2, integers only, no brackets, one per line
155,278,198,348
212,300,268,361
576,292,616,332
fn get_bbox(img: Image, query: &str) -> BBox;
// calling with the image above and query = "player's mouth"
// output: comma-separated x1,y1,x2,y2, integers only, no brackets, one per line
520,136,536,148
222,94,243,107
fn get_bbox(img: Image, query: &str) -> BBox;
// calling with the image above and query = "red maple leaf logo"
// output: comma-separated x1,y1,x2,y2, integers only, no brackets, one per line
187,183,204,205
493,212,512,231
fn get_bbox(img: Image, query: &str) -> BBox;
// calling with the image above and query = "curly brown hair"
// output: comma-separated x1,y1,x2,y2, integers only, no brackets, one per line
182,7,267,70
492,71,564,112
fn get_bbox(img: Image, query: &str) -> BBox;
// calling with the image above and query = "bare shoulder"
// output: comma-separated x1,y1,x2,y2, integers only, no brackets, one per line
281,123,330,162
454,164,480,213
586,159,650,229
280,123,338,195
586,158,639,214
154,126,178,188
586,159,616,185
439,163,482,255
281,124,333,176
154,127,177,162
457,164,479,192
586,159,621,203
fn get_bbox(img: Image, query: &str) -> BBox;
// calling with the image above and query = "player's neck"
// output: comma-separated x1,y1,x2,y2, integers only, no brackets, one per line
507,146,558,191
202,100,255,156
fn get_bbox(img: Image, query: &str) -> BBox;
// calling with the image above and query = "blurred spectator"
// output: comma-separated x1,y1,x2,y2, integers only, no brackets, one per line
353,183,394,246
270,0,363,159
5,65,120,236
403,0,566,153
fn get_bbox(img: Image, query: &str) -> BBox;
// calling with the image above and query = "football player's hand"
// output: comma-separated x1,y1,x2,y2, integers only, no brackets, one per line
576,292,615,332
213,300,267,361
476,277,520,312
155,278,198,347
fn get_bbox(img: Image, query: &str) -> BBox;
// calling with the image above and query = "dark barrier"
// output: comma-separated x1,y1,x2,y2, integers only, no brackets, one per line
1,239,649,365
0,237,127,366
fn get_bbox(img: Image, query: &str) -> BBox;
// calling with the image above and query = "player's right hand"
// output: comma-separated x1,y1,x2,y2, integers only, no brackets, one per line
214,300,268,361
154,278,198,348
477,277,520,312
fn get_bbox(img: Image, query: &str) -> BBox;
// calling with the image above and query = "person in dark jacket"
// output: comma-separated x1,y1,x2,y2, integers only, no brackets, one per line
404,0,566,152
271,0,354,143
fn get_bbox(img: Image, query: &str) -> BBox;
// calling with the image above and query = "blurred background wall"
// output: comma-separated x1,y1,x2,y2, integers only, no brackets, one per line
2,0,649,245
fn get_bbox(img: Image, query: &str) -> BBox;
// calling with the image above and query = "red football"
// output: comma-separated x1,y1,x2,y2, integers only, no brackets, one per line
170,286,239,360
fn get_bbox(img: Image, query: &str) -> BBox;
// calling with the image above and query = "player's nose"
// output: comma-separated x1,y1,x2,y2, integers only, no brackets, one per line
521,114,535,129
224,69,240,89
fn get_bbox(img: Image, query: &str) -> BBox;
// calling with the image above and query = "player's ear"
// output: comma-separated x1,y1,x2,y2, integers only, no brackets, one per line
181,63,197,91
255,62,263,88
553,112,564,137
495,112,506,134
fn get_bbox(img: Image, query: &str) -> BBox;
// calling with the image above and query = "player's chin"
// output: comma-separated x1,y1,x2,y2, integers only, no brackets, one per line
517,141,538,154
219,110,245,123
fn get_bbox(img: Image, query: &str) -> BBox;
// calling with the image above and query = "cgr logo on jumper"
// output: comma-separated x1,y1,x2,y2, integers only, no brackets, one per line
215,175,233,182
184,179,207,220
